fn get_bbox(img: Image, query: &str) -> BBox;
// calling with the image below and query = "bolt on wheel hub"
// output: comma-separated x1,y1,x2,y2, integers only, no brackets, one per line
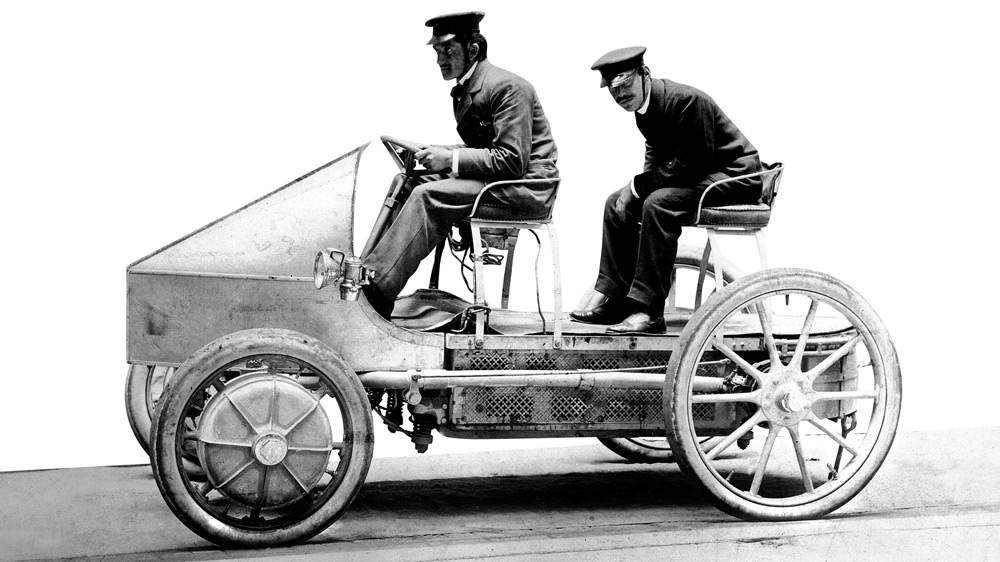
759,367,813,426
195,372,334,509
778,389,809,413
253,433,289,466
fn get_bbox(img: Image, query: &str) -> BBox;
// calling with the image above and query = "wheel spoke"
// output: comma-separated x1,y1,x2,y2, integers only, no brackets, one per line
200,437,254,448
691,390,761,404
791,299,820,368
225,394,266,434
215,458,256,488
706,410,765,461
267,379,279,430
198,481,214,497
281,400,322,436
254,466,270,515
279,462,310,493
806,413,859,457
804,334,862,384
287,445,335,453
788,425,815,493
180,448,201,464
813,389,879,402
711,340,767,385
750,425,782,495
754,301,782,368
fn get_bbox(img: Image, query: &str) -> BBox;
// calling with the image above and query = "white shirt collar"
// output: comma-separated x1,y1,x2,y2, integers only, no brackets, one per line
457,60,479,86
637,79,652,114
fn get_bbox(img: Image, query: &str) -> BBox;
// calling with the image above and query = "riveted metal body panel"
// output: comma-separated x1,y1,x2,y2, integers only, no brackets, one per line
126,145,444,371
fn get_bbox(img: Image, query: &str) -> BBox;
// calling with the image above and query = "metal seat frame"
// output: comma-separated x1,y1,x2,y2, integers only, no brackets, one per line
691,163,784,308
464,178,563,348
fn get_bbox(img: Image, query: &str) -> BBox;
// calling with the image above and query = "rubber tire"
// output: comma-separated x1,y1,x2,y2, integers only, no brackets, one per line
150,328,374,547
125,364,153,455
599,246,741,463
598,437,673,463
663,268,902,520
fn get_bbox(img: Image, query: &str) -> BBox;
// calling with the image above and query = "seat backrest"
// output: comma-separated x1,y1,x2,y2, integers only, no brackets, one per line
760,162,784,208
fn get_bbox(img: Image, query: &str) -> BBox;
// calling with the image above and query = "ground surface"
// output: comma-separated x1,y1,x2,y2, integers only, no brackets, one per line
1,427,997,562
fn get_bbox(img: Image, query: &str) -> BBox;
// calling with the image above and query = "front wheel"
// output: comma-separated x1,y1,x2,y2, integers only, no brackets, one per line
150,328,374,547
664,268,901,520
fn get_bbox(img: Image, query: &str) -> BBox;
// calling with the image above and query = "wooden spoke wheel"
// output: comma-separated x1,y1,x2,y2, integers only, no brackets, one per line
150,329,373,547
664,268,901,520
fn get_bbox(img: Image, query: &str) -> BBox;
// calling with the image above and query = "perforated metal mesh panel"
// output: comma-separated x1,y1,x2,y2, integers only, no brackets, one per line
605,389,662,421
449,351,742,431
455,386,665,425
692,403,716,421
455,350,674,371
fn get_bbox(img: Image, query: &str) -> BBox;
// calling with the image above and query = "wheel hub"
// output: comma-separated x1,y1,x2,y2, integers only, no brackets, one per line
196,372,334,508
253,433,289,466
778,389,809,413
760,367,813,426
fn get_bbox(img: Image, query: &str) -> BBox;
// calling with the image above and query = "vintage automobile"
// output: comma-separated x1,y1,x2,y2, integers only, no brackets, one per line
125,139,901,547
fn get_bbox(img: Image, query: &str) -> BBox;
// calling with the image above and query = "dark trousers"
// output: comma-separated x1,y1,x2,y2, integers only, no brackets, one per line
595,178,761,313
363,176,486,302
595,186,701,313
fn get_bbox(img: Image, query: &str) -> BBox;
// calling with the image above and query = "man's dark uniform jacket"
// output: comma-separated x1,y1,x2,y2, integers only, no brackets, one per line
633,78,761,210
593,77,761,314
364,58,558,310
448,59,559,216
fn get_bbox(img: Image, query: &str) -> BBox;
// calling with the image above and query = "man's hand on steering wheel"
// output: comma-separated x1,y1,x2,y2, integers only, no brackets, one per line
414,145,453,173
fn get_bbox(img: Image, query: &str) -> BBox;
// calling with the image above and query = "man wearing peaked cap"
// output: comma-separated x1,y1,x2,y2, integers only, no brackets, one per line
362,11,559,319
571,46,763,333
424,11,484,45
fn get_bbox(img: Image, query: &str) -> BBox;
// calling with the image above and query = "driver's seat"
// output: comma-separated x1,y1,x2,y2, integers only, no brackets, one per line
431,178,563,348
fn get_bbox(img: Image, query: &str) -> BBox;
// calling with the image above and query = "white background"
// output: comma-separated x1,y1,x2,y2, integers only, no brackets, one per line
1,1,997,473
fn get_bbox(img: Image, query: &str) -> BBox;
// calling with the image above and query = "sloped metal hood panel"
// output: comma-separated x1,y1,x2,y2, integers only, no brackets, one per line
129,144,365,278
126,143,445,370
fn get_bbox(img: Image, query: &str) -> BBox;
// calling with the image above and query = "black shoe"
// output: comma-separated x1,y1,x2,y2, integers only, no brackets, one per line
606,312,666,334
570,296,632,325
363,284,394,320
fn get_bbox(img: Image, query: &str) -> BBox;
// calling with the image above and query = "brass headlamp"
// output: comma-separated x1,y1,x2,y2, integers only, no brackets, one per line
314,248,371,301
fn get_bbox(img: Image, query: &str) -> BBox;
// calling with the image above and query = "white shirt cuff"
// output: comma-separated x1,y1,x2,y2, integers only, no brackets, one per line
629,177,639,198
451,149,460,177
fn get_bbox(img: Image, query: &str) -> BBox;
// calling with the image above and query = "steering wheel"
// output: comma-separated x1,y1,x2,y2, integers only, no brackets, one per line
380,135,439,178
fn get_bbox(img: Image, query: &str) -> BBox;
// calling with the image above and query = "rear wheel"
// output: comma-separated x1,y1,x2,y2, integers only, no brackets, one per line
664,268,901,520
150,328,373,547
